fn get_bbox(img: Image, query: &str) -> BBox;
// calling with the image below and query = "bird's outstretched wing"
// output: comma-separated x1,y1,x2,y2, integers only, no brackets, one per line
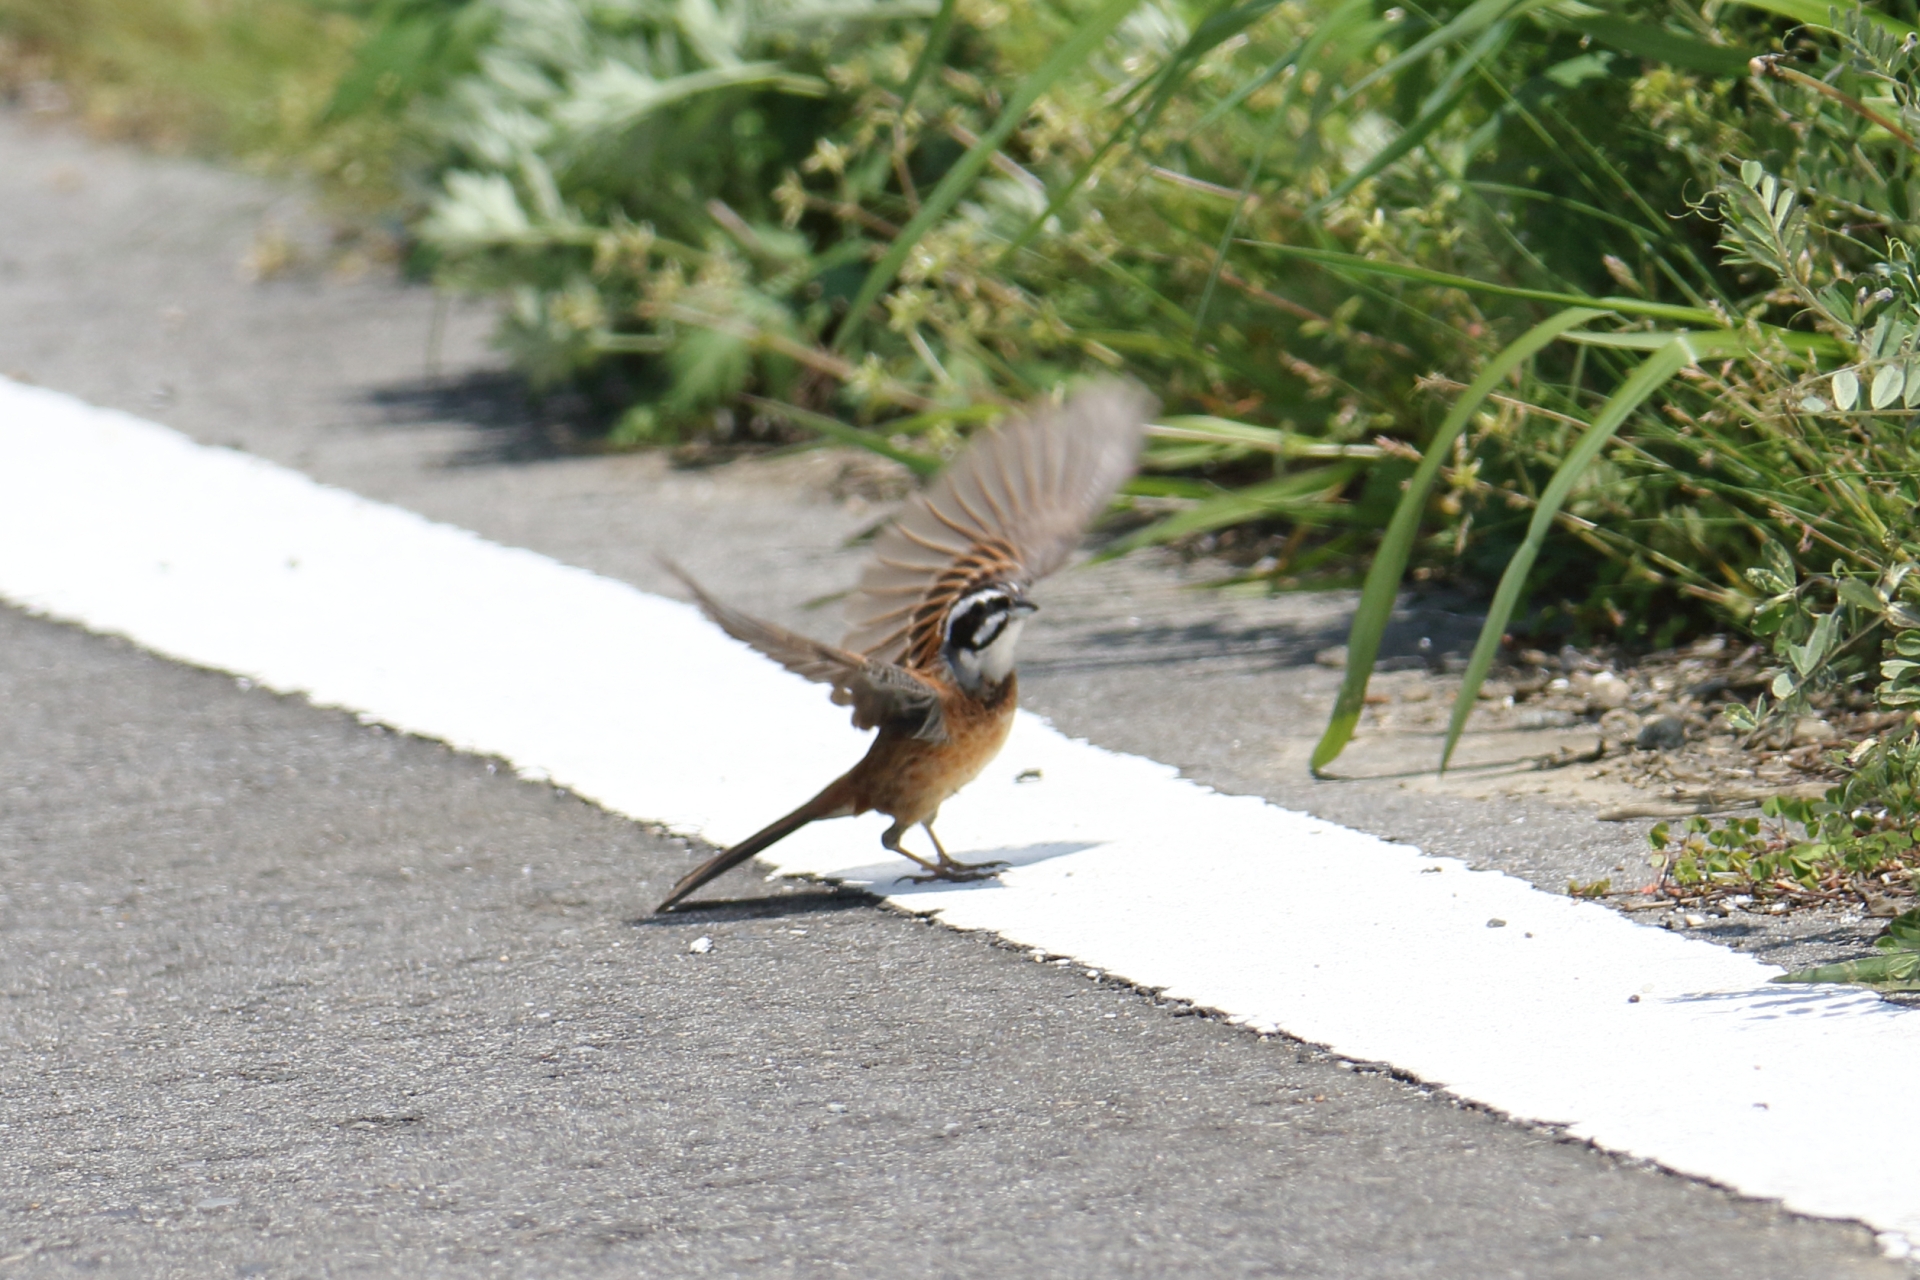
842,380,1152,668
661,559,946,742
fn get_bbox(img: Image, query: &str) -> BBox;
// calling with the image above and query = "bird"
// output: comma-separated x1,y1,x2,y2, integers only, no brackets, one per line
653,380,1152,912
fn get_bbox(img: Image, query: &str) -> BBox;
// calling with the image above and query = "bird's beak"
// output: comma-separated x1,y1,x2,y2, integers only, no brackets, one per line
1012,598,1039,616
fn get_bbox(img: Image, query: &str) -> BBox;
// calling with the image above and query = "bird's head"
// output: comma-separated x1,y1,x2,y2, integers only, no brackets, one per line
942,583,1037,693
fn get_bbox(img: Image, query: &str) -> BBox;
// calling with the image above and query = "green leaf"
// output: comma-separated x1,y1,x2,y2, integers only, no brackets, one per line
834,0,1145,352
1837,577,1884,613
1772,950,1920,989
1763,541,1797,587
1833,368,1860,410
1726,0,1917,39
1786,611,1838,676
1440,336,1707,771
1310,307,1604,775
1871,362,1905,408
1885,908,1920,951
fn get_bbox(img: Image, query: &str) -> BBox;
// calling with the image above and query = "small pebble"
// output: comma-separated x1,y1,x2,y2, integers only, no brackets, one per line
1791,716,1835,745
1487,918,1507,929
688,936,714,954
1636,715,1687,751
1598,707,1642,742
1585,673,1631,711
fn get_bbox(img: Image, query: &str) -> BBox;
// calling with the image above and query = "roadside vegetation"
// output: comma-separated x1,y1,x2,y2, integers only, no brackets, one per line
10,0,1920,968
0,0,409,211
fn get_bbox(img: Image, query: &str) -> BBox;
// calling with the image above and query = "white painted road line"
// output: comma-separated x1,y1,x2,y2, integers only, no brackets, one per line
0,377,1912,1253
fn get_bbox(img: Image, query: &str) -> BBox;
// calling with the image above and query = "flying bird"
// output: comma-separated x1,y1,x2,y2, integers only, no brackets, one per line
655,380,1152,912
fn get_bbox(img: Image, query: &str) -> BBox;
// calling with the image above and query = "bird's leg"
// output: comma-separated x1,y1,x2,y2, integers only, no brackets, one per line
880,820,941,874
900,822,1008,884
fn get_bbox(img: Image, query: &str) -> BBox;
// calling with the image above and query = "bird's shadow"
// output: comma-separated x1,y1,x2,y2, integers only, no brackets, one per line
636,841,1101,921
820,840,1103,898
631,887,875,926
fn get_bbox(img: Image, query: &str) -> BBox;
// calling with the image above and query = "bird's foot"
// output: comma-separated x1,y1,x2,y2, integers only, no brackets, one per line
899,856,1010,885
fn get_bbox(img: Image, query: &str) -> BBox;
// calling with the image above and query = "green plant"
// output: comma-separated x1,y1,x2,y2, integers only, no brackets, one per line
1314,5,1920,774
336,0,1842,591
1649,777,1920,897
1777,907,1920,990
0,0,396,208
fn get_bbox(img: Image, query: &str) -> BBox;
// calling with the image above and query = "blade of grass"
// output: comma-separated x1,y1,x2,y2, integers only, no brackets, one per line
1239,241,1716,323
833,0,1144,352
1568,14,1754,78
739,396,942,474
867,401,1006,436
1310,306,1604,775
1099,464,1360,558
1436,331,1751,770
1561,328,1838,357
1150,416,1388,458
895,0,957,113
1726,0,1916,39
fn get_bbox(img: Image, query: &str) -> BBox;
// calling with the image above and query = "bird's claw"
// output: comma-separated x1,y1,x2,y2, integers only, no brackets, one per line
899,859,1009,886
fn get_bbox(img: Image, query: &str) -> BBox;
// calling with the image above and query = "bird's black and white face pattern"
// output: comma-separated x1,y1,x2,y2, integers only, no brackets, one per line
942,584,1037,692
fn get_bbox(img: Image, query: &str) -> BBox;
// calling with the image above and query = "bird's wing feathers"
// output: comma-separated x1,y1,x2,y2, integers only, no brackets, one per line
843,380,1152,666
661,560,946,742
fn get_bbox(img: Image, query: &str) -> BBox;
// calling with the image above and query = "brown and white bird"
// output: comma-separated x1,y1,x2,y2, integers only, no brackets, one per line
654,380,1152,912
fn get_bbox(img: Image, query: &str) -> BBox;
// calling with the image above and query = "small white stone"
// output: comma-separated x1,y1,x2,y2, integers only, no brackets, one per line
688,936,714,954
1586,673,1630,711
1791,716,1835,745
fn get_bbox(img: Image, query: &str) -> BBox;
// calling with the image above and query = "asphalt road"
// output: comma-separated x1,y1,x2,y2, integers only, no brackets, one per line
0,109,1903,1276
0,604,1898,1279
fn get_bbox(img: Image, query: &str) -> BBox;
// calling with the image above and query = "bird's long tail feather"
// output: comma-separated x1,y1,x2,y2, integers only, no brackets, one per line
654,785,846,912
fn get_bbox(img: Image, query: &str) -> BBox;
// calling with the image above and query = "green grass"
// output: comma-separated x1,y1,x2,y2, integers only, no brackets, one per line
0,0,398,211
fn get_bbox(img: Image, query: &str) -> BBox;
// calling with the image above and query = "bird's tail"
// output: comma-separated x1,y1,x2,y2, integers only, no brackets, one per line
654,783,849,912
